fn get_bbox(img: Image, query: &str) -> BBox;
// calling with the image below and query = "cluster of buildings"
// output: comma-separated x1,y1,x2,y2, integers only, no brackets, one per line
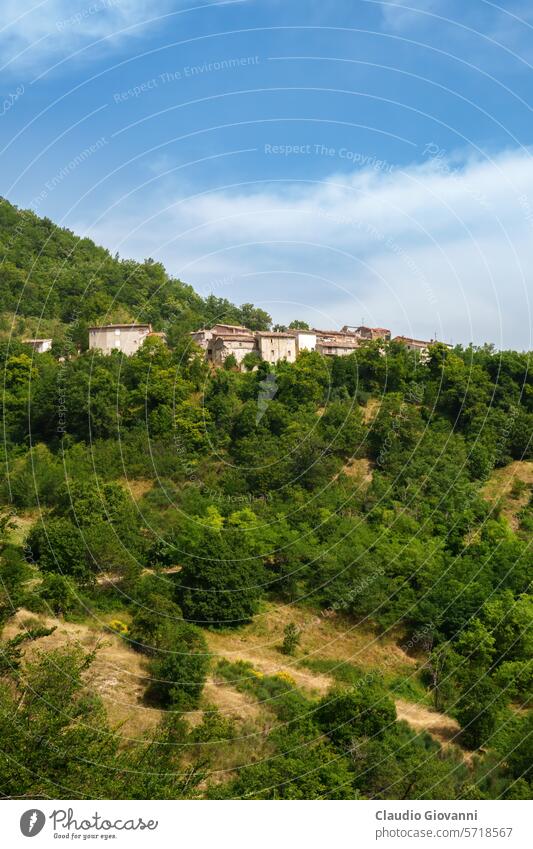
190,322,443,366
20,321,447,365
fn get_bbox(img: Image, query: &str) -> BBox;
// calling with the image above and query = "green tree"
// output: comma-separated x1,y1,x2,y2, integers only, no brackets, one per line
27,517,91,583
146,624,209,708
317,679,396,748
178,528,266,627
281,622,300,655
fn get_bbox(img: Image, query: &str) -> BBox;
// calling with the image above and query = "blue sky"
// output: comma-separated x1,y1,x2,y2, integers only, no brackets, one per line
1,0,532,347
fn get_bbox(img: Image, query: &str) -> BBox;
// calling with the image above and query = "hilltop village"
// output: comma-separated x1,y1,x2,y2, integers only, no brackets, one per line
189,322,444,366
21,321,447,365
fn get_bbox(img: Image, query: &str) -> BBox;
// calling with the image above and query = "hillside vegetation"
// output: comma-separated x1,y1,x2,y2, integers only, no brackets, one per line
0,195,271,347
0,198,532,800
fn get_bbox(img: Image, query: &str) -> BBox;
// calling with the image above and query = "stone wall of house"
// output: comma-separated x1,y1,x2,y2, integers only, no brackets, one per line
89,325,151,356
212,336,257,366
257,334,297,364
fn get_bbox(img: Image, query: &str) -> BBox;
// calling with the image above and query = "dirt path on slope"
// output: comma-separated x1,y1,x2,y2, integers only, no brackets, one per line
395,698,463,748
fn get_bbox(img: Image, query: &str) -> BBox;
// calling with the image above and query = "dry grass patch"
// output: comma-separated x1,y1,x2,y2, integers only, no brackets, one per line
395,698,468,757
117,477,154,501
205,602,414,697
363,398,381,423
188,677,271,729
481,460,533,530
3,609,161,740
341,457,374,484
4,509,41,545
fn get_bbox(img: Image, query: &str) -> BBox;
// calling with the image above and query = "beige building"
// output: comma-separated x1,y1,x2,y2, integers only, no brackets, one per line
89,323,152,356
392,335,437,361
291,330,317,353
392,335,432,352
192,320,441,368
211,333,257,366
22,338,52,354
256,331,297,365
314,329,360,357
393,336,451,356
190,323,252,353
316,337,360,357
342,325,391,341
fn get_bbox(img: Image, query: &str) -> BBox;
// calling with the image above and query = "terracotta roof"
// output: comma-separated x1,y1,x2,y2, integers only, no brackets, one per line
211,323,251,331
393,335,431,346
89,323,152,331
318,339,359,348
22,338,52,344
256,331,296,338
213,333,256,343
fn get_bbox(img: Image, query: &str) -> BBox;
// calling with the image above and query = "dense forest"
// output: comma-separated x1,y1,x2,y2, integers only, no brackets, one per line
0,196,531,800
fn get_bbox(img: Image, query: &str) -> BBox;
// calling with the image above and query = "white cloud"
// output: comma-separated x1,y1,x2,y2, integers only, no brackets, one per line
0,0,171,75
74,147,533,349
380,0,446,32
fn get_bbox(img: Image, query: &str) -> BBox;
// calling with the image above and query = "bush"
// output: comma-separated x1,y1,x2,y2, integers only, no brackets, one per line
39,573,80,615
280,622,300,655
26,518,91,583
178,529,265,627
146,623,209,708
317,679,396,747
128,592,184,655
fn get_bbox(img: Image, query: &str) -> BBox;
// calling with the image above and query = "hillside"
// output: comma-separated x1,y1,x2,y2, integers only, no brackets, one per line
0,203,532,801
0,195,271,346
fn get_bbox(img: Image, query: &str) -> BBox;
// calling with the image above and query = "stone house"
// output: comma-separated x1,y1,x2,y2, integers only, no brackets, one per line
211,333,257,366
255,331,297,365
316,336,360,357
392,335,432,352
22,338,52,354
291,329,317,353
342,325,391,341
314,329,360,357
88,323,152,356
190,323,252,353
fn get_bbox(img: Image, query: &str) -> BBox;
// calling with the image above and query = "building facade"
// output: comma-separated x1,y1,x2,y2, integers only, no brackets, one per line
292,330,317,353
342,325,391,341
211,333,257,366
190,323,251,351
190,322,446,368
256,331,297,364
89,324,152,356
316,337,360,357
22,338,52,354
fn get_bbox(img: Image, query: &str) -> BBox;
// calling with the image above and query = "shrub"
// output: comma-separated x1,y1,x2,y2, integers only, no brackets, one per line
146,623,209,708
280,622,300,655
26,518,91,583
317,679,396,747
39,573,80,615
128,593,184,655
178,528,265,627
